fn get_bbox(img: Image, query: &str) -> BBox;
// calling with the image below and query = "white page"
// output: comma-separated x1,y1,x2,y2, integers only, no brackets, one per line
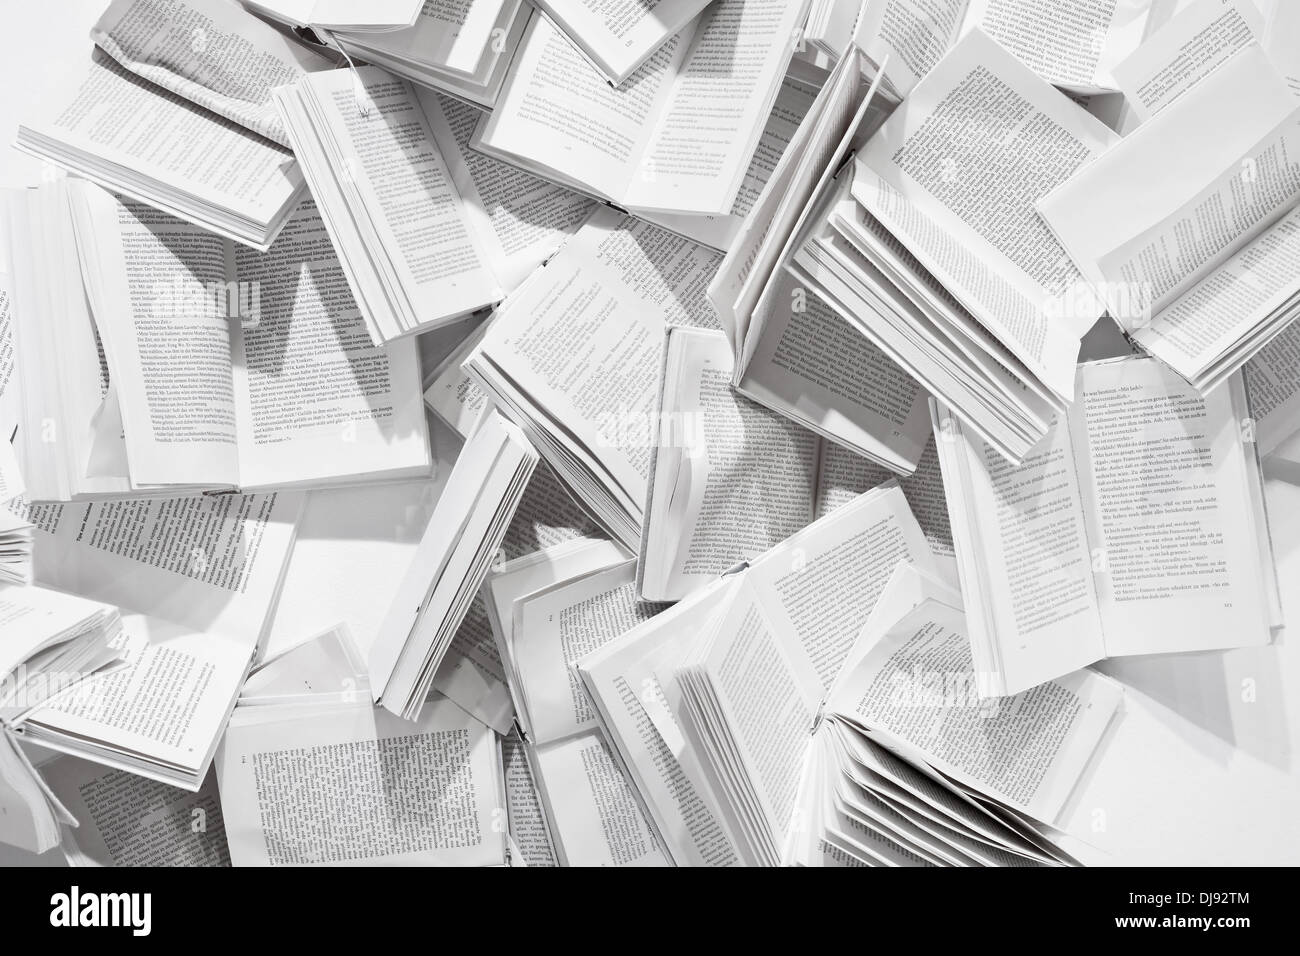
644,327,819,601
420,90,595,294
18,51,302,237
92,0,333,147
22,614,252,787
816,434,956,563
472,209,722,524
743,483,937,693
964,0,1151,93
218,697,502,866
857,29,1119,397
531,731,669,866
301,68,503,334
499,459,605,561
336,0,510,77
0,273,16,438
42,759,229,867
514,561,666,745
433,593,513,734
1038,44,1300,327
1245,319,1300,454
829,598,1122,824
535,0,712,83
501,730,557,866
578,588,746,867
69,184,240,489
229,199,430,488
15,491,300,642
0,584,115,686
856,0,969,98
623,0,811,215
477,15,689,203
739,273,932,470
1069,358,1272,655
941,404,1107,694
1111,0,1266,120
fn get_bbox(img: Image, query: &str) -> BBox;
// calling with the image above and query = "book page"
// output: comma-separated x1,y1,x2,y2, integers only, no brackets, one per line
337,0,511,77
644,328,819,601
941,405,1106,693
536,0,711,82
693,582,822,857
0,585,115,686
857,29,1119,395
1134,204,1300,383
742,483,937,693
499,460,605,560
13,491,299,641
578,593,745,867
1039,44,1300,328
964,0,1151,92
69,185,239,489
92,0,332,147
1111,0,1265,121
218,698,503,866
513,561,666,745
1069,358,1272,655
304,68,503,327
42,759,230,866
0,275,15,437
477,15,689,201
23,614,253,785
856,0,969,97
740,275,932,470
1245,320,1300,455
473,210,722,522
23,51,301,228
829,598,1122,824
229,200,429,488
432,593,514,734
532,731,669,866
501,730,558,866
623,0,811,215
421,90,595,293
816,434,955,561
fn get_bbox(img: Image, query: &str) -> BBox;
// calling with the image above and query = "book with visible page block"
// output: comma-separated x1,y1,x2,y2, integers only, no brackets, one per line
931,355,1282,697
6,180,430,500
369,410,538,721
14,0,332,249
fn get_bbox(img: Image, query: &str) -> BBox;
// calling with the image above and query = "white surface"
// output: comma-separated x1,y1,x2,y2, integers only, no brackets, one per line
0,0,1296,866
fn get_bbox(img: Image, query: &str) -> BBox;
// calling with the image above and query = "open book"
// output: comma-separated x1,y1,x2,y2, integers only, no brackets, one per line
10,488,302,651
15,0,326,249
789,563,1118,867
0,509,33,586
9,180,429,499
473,0,812,226
932,355,1282,697
583,485,1072,866
501,728,559,867
16,612,258,792
41,758,230,867
218,694,506,866
465,208,723,551
600,544,1118,866
242,0,424,32
369,410,537,721
1245,320,1300,458
856,0,1151,97
1110,0,1299,123
531,0,712,85
284,0,532,109
1039,43,1300,395
274,66,590,343
481,537,670,866
639,326,953,601
789,30,1119,463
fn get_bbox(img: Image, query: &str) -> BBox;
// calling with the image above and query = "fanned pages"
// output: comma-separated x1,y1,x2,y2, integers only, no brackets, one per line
368,409,538,720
